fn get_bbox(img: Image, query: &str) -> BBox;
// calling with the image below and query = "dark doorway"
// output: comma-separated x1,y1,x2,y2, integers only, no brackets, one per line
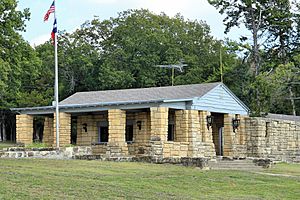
33,117,44,143
211,113,224,156
71,116,77,145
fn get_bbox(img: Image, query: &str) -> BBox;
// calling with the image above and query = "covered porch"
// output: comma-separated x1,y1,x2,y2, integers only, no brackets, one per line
14,106,247,159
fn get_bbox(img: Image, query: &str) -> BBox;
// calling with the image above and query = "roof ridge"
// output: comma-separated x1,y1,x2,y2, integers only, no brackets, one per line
74,82,221,95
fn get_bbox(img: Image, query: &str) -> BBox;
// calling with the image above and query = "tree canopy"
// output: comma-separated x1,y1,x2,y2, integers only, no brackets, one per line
1,2,300,116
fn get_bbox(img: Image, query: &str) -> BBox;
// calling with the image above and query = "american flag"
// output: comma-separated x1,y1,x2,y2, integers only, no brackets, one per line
44,1,55,22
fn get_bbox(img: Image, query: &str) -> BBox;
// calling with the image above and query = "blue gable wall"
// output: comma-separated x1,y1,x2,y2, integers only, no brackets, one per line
190,84,249,115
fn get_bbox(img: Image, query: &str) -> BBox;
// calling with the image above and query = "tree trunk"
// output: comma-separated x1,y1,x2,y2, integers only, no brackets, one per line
0,122,2,142
288,86,296,116
2,123,6,141
251,8,261,115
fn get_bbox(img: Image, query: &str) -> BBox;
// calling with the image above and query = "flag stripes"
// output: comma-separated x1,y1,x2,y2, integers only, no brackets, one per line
44,1,55,22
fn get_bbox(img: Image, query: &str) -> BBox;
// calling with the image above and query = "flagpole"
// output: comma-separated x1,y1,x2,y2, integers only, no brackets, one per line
54,0,60,148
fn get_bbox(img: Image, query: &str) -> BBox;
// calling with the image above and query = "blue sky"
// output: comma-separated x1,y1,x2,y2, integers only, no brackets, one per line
18,0,247,46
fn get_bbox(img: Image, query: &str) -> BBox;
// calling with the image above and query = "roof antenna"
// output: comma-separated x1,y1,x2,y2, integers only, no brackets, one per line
156,59,188,86
220,44,223,83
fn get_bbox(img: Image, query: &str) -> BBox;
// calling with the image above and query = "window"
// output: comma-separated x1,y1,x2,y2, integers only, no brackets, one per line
168,110,175,141
98,126,108,143
126,125,133,142
168,124,175,141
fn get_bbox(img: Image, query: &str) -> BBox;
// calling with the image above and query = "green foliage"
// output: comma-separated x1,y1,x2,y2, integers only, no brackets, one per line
209,0,300,115
0,0,50,109
35,9,242,102
1,1,299,116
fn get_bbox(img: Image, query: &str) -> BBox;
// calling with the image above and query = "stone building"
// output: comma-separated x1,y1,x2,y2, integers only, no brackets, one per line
12,82,300,161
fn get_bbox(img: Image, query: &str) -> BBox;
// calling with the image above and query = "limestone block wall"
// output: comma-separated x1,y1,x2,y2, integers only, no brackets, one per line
187,110,201,157
16,114,33,145
107,109,128,156
163,141,189,157
232,115,248,158
175,110,189,142
150,107,169,141
246,117,300,161
223,114,235,157
43,117,54,146
162,110,215,159
76,114,107,145
199,111,213,143
129,111,151,155
53,112,71,147
92,144,108,155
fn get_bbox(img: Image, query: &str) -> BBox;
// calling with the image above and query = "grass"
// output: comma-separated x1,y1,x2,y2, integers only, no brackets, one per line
267,163,300,176
25,142,49,148
0,159,299,199
0,142,16,149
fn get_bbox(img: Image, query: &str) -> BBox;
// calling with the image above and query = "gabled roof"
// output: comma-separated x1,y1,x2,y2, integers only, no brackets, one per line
12,82,250,115
60,82,220,106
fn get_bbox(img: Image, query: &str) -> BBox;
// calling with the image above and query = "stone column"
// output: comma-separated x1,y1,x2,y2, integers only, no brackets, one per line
150,107,169,141
199,111,216,158
246,118,267,157
16,114,33,145
175,110,189,142
149,107,168,159
43,117,54,146
223,114,235,157
108,109,128,156
199,111,213,142
53,112,71,147
187,110,201,157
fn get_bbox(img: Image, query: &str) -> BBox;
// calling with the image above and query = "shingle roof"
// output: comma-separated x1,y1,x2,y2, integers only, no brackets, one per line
60,82,221,106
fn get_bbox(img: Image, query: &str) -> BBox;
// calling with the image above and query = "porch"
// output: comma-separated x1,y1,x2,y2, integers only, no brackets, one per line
15,107,247,159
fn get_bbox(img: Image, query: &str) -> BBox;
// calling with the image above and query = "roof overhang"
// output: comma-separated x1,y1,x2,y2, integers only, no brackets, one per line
11,98,193,115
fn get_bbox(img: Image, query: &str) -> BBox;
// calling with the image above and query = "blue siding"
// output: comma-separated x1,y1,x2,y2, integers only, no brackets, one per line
191,84,249,115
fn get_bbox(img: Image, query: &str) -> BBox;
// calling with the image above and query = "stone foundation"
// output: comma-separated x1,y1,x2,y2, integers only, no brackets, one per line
0,146,92,159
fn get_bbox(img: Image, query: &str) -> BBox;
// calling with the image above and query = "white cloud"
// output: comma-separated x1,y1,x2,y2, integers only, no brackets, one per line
30,34,50,47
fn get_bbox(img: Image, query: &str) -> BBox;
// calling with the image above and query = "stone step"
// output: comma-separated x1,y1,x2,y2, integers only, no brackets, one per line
210,167,264,171
208,159,266,170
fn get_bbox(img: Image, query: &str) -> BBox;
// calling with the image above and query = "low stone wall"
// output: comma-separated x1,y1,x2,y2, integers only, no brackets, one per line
246,117,300,162
75,154,209,169
163,141,189,157
0,146,92,159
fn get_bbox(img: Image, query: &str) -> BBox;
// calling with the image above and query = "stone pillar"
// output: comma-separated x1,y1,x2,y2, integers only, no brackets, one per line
175,110,189,142
16,114,33,145
187,110,201,157
199,111,213,142
43,117,54,146
150,107,169,141
199,111,216,158
53,112,71,147
223,114,235,157
149,107,168,159
108,109,128,156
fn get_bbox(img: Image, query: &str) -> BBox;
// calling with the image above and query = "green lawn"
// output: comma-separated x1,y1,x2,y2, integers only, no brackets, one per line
0,142,15,149
0,159,299,200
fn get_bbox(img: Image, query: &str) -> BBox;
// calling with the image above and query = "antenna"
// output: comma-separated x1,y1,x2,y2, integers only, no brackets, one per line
156,59,188,86
220,45,223,83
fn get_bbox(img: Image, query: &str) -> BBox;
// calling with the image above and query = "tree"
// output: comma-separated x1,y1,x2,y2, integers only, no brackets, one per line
208,0,298,115
0,0,30,108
